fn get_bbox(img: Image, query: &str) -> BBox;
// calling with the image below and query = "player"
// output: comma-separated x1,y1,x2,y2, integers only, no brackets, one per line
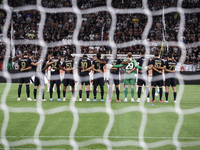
92,53,107,101
78,55,92,101
136,51,151,102
107,56,122,102
62,54,75,101
32,59,47,101
17,52,32,101
46,52,62,101
150,51,165,103
108,52,142,102
164,53,177,102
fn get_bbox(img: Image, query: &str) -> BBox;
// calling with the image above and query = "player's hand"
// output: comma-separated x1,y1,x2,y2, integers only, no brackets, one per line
158,70,162,73
127,71,131,74
96,70,102,73
53,59,59,63
20,68,24,71
81,69,85,72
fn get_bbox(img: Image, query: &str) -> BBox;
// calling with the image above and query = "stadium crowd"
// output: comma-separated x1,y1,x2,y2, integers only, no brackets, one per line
0,0,200,70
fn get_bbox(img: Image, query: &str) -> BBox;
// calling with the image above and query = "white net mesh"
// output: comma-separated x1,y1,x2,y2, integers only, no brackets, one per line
0,0,200,149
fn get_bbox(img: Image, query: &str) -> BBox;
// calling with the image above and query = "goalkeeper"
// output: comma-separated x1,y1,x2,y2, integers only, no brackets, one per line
108,52,143,102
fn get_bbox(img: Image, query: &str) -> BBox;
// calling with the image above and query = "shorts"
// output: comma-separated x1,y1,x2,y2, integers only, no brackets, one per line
137,78,149,86
34,76,45,86
93,77,104,87
137,74,149,86
63,78,75,86
151,76,163,87
80,76,90,85
124,79,135,85
165,78,176,87
19,77,30,84
108,79,120,85
50,79,61,85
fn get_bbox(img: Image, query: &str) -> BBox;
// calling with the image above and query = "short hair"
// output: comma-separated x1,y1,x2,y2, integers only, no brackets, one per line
53,52,57,57
140,51,145,55
24,52,28,56
97,53,101,59
83,54,87,58
127,52,132,58
168,53,172,58
154,51,159,56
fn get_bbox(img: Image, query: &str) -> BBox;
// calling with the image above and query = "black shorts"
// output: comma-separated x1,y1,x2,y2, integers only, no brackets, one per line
19,77,30,84
137,78,149,86
165,78,176,87
80,76,90,85
108,78,119,85
50,79,61,85
93,77,104,87
63,78,75,86
151,80,163,87
34,76,45,86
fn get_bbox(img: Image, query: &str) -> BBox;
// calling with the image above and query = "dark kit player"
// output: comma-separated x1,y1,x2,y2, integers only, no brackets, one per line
164,53,177,103
92,53,107,102
46,52,62,101
17,52,32,101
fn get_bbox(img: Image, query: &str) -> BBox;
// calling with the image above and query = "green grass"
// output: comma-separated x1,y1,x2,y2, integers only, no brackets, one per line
0,83,200,149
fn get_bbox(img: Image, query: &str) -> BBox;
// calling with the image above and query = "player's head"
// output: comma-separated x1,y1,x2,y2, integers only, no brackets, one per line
154,51,159,57
168,53,173,59
127,52,132,58
83,54,87,58
97,53,101,59
23,52,28,57
140,51,145,56
53,52,57,57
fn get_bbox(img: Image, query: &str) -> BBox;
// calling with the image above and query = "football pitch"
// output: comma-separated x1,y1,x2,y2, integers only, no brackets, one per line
0,83,200,149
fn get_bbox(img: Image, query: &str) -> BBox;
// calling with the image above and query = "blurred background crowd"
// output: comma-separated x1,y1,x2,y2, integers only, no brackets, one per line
0,0,199,70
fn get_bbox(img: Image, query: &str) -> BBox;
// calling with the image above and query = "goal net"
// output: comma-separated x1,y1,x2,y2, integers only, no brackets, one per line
0,0,200,149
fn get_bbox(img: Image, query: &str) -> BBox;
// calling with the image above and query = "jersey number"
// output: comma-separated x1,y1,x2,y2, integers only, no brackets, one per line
21,62,26,69
52,62,57,69
81,62,87,69
169,64,175,70
126,63,134,70
155,62,161,67
66,63,72,69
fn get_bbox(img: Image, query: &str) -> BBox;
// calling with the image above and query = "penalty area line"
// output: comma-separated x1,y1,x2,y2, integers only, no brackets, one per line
4,136,200,140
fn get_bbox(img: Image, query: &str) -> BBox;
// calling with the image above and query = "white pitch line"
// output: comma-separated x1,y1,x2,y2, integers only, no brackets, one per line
4,136,200,140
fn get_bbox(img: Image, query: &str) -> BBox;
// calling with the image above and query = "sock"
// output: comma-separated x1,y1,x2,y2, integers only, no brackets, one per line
57,84,60,99
18,85,22,98
152,88,155,100
146,87,150,98
138,87,141,98
100,86,104,99
159,88,163,100
108,86,112,100
131,87,134,98
93,86,97,99
90,83,92,91
50,84,53,98
34,89,37,99
79,90,82,98
26,85,30,98
125,87,128,98
116,87,119,100
63,89,66,98
47,81,50,91
174,92,176,101
86,91,90,99
165,92,169,101
41,89,44,99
